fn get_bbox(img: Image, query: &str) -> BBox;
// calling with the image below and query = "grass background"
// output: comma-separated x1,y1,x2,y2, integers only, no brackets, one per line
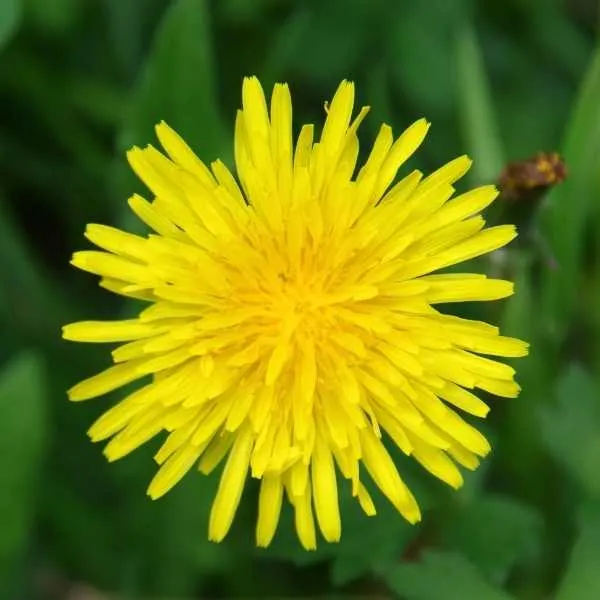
1,0,600,598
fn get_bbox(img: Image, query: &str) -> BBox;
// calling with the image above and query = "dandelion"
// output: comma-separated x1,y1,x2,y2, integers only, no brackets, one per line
63,77,528,549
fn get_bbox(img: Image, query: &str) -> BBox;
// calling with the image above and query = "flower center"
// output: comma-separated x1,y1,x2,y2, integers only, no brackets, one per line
263,266,337,344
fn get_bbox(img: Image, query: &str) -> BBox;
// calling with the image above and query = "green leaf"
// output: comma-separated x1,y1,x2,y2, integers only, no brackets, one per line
555,510,600,600
147,471,231,594
0,0,21,50
455,22,505,184
442,494,542,584
529,7,590,80
262,8,312,85
23,0,81,35
380,551,513,600
43,480,119,587
260,441,450,586
364,64,395,140
280,0,375,87
114,0,228,221
218,0,272,24
540,364,600,497
387,1,470,117
499,251,553,500
329,497,418,586
538,43,600,341
500,251,535,341
107,442,231,596
102,0,164,80
66,77,129,127
118,0,226,157
0,353,47,577
260,479,421,586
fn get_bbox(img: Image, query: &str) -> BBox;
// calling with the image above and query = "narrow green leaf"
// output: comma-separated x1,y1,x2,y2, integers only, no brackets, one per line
262,8,312,85
381,551,513,600
102,0,164,80
0,353,47,577
555,510,600,600
455,23,505,184
499,251,553,501
538,43,600,341
118,0,226,156
530,9,590,80
500,251,535,341
387,2,469,117
277,0,373,87
114,0,228,219
365,64,395,139
0,0,21,50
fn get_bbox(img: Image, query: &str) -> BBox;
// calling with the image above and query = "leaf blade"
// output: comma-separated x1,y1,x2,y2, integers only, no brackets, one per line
0,353,47,577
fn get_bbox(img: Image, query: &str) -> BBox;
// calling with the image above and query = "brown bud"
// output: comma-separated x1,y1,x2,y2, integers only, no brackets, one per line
498,152,567,202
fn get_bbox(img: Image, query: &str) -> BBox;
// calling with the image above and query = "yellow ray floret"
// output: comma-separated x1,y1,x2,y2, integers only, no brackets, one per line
63,76,529,549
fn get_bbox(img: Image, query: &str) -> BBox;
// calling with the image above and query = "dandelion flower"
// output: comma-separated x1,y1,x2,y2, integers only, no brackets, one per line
63,77,528,550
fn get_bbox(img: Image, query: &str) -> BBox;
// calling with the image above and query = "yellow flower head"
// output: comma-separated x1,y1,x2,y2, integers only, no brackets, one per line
63,77,528,550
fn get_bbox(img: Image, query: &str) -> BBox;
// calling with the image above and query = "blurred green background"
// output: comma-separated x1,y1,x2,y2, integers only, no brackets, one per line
1,0,600,598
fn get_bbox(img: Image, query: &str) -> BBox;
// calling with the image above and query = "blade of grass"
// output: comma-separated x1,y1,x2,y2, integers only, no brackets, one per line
455,23,506,185
537,44,600,343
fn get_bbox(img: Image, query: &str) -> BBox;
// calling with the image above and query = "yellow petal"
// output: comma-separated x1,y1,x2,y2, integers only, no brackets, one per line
198,433,235,474
68,360,145,401
127,193,181,238
63,320,156,343
155,121,216,189
256,476,284,548
291,479,317,551
360,427,421,523
85,224,148,260
208,427,253,542
408,436,463,489
147,442,205,499
372,118,430,202
356,482,376,516
438,383,490,418
422,275,514,303
311,433,341,542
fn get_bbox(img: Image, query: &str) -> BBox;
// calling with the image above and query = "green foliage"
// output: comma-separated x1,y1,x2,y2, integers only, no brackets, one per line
387,1,470,118
380,551,513,600
441,494,542,584
539,42,600,342
455,23,505,185
263,481,421,586
555,509,600,600
117,0,226,158
541,365,600,498
114,0,228,225
0,0,21,50
119,469,232,596
0,0,599,597
0,353,46,582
